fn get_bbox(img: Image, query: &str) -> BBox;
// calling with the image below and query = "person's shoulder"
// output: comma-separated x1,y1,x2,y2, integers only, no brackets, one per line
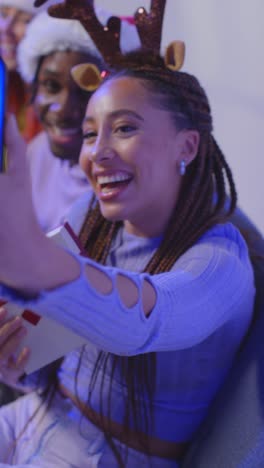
26,131,49,161
200,222,248,247
170,222,252,276
198,222,252,268
65,189,95,235
27,131,47,149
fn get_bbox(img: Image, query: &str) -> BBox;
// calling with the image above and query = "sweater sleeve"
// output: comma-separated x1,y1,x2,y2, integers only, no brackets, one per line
0,224,255,355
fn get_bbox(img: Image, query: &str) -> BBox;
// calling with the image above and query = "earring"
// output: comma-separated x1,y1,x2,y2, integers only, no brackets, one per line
179,160,186,176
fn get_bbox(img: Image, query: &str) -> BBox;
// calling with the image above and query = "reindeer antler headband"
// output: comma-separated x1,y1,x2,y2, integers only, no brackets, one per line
34,0,185,91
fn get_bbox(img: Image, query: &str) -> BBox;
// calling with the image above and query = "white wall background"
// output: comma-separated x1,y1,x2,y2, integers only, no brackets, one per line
97,0,264,233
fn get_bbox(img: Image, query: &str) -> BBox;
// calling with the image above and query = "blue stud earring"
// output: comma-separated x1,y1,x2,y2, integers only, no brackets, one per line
179,160,186,176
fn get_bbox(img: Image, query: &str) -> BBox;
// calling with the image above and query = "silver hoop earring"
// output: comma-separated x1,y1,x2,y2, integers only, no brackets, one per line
179,160,186,176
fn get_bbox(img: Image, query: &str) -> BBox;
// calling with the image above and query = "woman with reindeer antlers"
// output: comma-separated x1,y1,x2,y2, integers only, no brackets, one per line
0,0,255,466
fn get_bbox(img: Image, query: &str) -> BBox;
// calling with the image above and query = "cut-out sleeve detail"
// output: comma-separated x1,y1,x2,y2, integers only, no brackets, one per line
0,224,255,355
115,272,141,309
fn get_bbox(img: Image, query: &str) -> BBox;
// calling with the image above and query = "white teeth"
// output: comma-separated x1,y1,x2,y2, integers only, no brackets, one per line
97,173,131,185
52,127,79,136
101,186,115,194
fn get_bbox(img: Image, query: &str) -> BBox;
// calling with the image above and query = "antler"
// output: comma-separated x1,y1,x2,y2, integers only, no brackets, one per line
34,0,122,66
34,0,178,69
134,0,166,52
34,0,49,5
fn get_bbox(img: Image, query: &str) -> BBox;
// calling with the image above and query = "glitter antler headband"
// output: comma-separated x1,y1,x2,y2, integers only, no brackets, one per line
134,0,166,52
36,0,122,66
34,0,185,89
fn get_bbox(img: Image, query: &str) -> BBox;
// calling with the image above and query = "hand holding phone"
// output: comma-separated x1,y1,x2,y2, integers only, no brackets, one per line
0,56,7,172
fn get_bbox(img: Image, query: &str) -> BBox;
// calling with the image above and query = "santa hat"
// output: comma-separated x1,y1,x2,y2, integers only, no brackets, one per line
0,0,58,14
17,8,140,83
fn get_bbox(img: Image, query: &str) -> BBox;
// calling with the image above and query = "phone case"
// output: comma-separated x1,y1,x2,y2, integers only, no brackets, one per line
0,56,7,172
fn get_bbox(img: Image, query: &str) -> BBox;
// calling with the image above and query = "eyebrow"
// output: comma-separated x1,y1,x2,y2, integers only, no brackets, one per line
83,109,144,125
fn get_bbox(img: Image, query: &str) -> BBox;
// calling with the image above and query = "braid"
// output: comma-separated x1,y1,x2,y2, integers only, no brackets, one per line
76,51,238,466
79,201,121,264
212,137,237,215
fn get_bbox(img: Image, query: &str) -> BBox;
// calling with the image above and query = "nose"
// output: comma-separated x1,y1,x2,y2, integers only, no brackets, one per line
89,135,116,163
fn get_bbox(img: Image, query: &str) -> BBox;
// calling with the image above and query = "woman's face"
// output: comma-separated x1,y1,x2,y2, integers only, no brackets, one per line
80,77,198,237
0,6,33,70
34,50,94,162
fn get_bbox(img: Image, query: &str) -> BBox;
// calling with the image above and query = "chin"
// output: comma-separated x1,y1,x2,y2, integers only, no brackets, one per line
99,204,124,223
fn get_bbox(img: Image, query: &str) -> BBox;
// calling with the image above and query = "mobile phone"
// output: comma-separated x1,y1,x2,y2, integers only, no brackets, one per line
0,56,7,172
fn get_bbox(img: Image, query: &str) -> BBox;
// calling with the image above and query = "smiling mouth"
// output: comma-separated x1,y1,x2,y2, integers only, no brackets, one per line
49,126,80,136
96,173,133,199
47,126,81,144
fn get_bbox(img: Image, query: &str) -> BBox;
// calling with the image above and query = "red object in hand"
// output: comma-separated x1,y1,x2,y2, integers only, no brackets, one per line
22,310,41,326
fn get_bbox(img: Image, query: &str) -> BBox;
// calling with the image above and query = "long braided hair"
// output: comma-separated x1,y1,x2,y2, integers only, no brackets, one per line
72,50,237,464
19,50,237,466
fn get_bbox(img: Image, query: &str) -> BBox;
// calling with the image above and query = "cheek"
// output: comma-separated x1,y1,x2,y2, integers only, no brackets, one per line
79,145,92,178
127,142,153,174
34,93,55,119
117,139,142,167
34,93,47,108
79,148,85,171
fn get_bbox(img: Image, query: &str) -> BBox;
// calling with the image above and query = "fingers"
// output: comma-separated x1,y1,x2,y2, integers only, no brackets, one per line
0,310,28,384
4,114,27,174
7,346,30,374
0,347,30,384
16,346,30,368
0,306,16,326
0,314,27,363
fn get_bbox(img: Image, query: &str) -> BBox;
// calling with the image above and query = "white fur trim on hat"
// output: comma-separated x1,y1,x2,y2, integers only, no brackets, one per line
17,8,140,83
0,0,58,14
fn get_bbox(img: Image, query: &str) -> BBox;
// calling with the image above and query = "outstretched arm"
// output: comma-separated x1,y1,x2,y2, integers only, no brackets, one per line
0,117,255,355
0,115,156,314
0,116,81,294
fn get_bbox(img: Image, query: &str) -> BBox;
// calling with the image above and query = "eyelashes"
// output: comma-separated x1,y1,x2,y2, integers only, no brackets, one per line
83,131,97,141
83,124,138,141
115,125,137,134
